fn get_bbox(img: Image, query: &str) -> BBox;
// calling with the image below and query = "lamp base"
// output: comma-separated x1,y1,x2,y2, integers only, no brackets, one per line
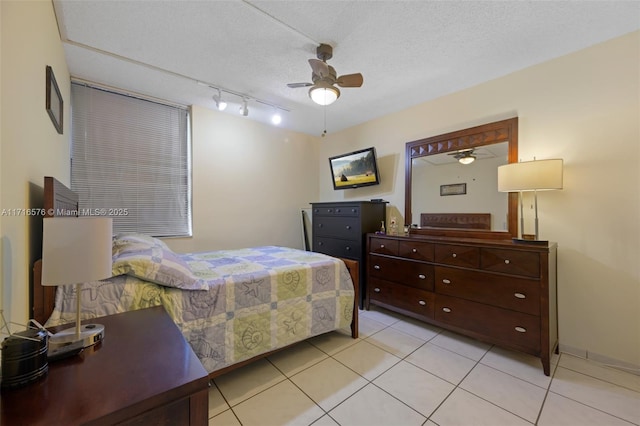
49,323,105,350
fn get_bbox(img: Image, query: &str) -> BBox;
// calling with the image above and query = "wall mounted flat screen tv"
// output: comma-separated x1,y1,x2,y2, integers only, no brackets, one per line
329,147,381,190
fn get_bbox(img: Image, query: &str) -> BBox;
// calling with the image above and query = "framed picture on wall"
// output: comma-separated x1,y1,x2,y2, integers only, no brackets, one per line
46,65,63,134
440,183,466,196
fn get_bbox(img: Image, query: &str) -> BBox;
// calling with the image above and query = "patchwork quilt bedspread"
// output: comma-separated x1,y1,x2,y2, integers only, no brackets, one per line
46,246,355,373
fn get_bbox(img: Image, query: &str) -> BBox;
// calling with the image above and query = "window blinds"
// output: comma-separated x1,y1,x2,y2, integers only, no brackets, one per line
71,83,192,237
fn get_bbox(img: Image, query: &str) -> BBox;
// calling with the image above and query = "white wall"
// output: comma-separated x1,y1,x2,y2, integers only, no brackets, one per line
319,32,640,368
165,105,320,253
0,1,71,327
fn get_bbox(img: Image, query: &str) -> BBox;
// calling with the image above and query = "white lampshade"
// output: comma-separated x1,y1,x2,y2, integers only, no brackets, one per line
498,159,563,192
42,217,112,286
309,83,340,106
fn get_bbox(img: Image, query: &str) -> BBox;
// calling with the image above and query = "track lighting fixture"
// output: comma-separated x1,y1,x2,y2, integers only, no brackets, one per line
239,98,249,116
271,108,282,125
309,82,340,106
213,89,227,111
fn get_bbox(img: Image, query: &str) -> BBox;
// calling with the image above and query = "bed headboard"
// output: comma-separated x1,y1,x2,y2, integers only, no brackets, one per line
420,213,491,230
32,177,79,323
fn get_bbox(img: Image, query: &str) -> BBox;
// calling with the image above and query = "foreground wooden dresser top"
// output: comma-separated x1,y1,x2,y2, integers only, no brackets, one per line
1,306,209,425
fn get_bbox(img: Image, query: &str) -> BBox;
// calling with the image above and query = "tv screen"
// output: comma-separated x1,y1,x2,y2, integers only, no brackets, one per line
329,147,381,190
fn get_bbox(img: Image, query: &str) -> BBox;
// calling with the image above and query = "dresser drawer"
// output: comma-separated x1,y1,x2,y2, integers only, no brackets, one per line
314,216,360,239
314,237,360,259
369,255,434,291
399,240,434,262
369,237,399,256
434,244,480,268
435,294,540,352
481,248,540,278
434,266,540,315
313,205,360,216
369,277,434,319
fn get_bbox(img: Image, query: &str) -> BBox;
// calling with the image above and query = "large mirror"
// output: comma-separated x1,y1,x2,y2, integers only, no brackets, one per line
404,117,518,239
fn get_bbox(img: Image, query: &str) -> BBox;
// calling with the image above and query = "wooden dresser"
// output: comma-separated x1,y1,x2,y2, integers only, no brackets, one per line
311,201,386,308
366,234,557,375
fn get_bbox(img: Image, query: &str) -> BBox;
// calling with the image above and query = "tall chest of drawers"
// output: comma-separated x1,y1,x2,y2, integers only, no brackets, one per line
366,234,558,375
311,201,386,308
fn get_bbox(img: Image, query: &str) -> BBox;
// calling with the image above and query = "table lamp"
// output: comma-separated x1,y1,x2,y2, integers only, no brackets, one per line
42,217,112,350
497,158,563,242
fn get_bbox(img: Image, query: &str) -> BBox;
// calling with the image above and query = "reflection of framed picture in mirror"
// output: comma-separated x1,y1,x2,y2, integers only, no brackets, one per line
440,183,466,196
46,66,63,134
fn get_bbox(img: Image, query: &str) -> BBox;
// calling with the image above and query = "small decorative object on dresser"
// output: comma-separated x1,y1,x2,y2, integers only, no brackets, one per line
366,233,558,376
311,201,386,309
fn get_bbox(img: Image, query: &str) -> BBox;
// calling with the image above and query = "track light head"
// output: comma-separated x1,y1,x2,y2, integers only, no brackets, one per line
213,89,227,111
239,98,249,116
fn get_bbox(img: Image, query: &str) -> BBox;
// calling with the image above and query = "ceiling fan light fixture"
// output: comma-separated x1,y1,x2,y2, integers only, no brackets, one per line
458,153,476,165
309,83,339,106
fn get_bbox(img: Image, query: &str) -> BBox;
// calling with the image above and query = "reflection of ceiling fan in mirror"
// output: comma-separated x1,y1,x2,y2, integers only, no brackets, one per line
287,44,363,106
449,149,478,164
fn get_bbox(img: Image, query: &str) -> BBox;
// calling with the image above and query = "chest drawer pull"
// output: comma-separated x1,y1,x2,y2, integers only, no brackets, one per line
374,287,381,293
504,259,511,264
345,246,351,251
442,307,452,313
418,274,426,279
380,244,385,248
418,300,426,306
515,326,527,333
336,209,341,213
412,248,417,253
452,253,457,258
373,265,381,270
345,225,351,230
318,242,324,246
442,279,451,285
327,209,333,213
514,293,526,299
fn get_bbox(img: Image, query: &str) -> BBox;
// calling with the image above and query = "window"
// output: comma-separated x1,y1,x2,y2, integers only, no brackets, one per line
70,82,192,237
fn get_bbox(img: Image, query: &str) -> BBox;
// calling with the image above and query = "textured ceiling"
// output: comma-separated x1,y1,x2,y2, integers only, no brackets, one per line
53,0,640,136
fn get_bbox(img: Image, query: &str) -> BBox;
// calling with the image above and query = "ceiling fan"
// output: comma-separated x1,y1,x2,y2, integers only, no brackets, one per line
287,44,363,106
448,149,478,165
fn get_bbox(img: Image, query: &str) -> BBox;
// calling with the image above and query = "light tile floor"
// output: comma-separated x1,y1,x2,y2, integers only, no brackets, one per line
208,307,640,426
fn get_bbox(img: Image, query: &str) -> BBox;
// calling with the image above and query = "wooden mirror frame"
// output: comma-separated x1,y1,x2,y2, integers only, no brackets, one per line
404,117,518,240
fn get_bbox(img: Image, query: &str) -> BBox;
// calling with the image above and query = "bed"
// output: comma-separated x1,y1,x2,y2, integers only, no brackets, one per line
34,177,358,378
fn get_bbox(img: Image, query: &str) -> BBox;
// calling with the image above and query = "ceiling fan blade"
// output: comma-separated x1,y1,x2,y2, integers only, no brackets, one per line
309,59,330,78
336,73,363,88
287,82,313,88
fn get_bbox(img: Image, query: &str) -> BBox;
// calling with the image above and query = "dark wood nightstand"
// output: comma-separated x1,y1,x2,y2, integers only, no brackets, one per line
0,306,209,425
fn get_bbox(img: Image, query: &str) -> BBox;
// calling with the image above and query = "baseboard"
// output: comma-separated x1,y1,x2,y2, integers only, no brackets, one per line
559,344,640,376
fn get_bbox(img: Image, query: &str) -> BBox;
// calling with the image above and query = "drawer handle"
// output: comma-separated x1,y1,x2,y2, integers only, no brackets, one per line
374,265,381,270
442,279,451,285
418,300,426,306
328,209,333,213
345,246,351,251
514,293,526,299
418,274,426,280
515,326,527,333
345,225,351,230
351,209,356,213
452,253,457,258
318,224,323,228
374,287,381,293
442,307,452,313
412,248,417,253
318,242,323,246
504,259,510,264
336,209,341,213
380,244,385,248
